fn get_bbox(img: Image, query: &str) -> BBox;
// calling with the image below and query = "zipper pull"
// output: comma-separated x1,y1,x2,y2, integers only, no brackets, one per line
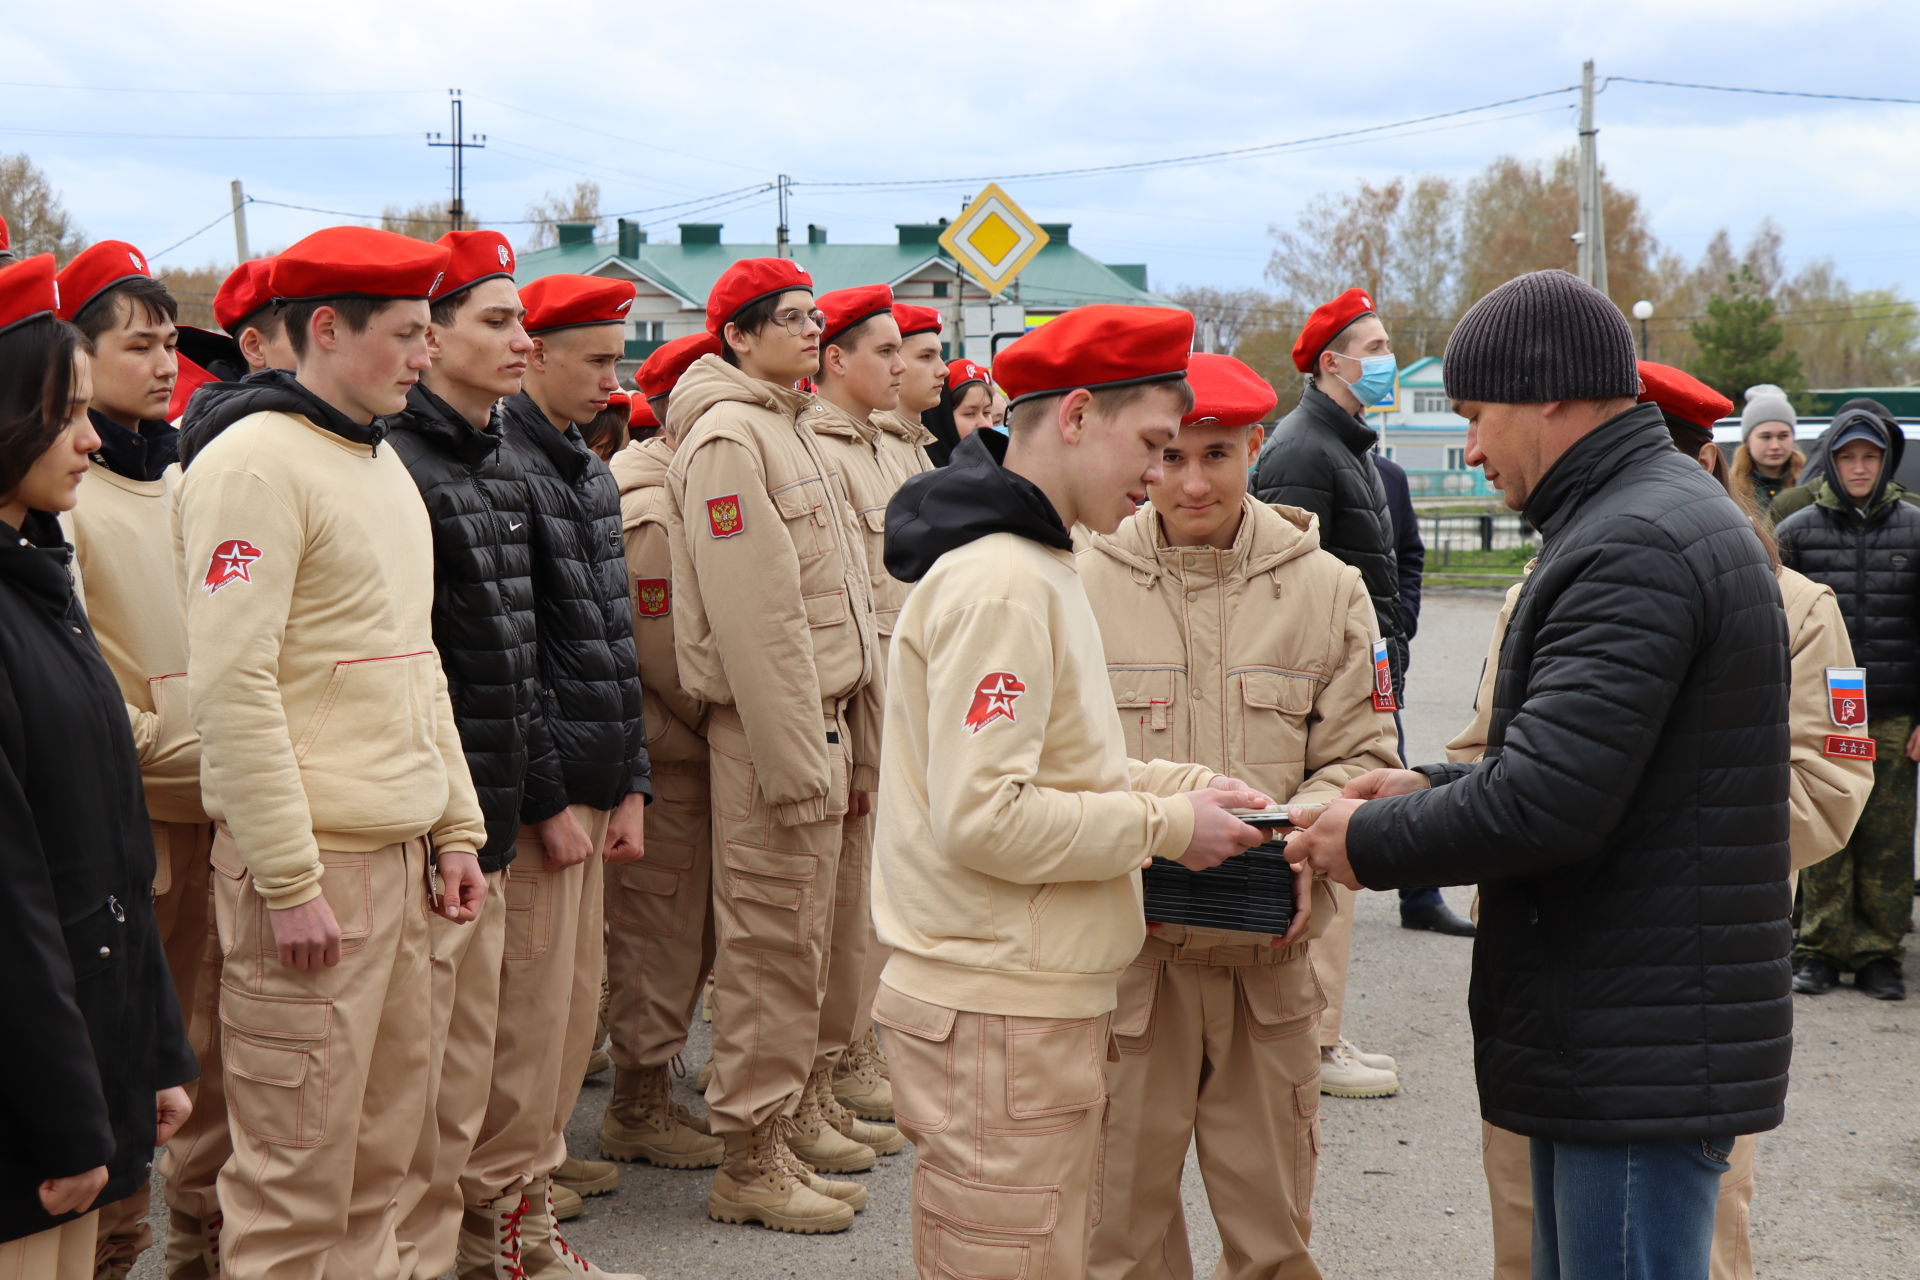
108,894,126,922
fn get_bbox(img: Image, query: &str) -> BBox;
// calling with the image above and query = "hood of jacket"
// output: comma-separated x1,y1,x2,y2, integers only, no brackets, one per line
90,410,179,482
801,392,877,445
391,382,503,468
664,353,813,444
1085,493,1323,585
178,369,387,468
884,427,1071,583
874,408,936,447
1810,406,1906,518
609,433,674,498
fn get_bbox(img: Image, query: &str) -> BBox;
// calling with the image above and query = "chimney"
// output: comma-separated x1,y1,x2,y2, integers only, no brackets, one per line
679,223,723,245
556,221,597,248
807,224,827,245
617,218,645,257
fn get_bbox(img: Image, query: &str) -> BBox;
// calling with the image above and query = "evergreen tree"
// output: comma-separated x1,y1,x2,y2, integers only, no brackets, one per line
1688,266,1803,401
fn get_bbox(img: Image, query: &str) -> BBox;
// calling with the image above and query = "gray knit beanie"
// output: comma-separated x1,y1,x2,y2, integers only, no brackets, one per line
1442,270,1639,404
1740,394,1796,443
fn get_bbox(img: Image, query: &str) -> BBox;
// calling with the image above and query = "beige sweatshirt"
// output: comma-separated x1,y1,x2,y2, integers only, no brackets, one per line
1446,564,1871,872
176,409,486,908
65,465,207,824
664,356,880,823
610,435,707,770
873,531,1215,1018
1080,497,1401,957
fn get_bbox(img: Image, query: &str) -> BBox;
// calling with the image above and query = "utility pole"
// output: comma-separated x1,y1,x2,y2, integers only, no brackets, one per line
776,174,791,257
1575,60,1608,296
427,89,486,231
230,179,251,262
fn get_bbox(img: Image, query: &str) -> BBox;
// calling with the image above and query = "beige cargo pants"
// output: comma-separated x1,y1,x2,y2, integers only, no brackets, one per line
605,763,714,1071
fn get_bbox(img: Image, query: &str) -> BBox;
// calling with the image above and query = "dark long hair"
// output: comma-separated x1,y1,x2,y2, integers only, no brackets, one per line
0,316,88,498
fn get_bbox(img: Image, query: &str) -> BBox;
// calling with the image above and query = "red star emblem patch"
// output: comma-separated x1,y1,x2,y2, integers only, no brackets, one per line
964,671,1026,735
202,538,263,595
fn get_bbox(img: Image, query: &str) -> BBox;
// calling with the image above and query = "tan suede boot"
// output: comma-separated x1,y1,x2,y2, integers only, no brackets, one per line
832,1028,894,1122
553,1154,619,1198
786,1070,878,1173
812,1066,904,1156
600,1065,725,1169
550,1181,583,1223
706,1122,857,1234
163,1209,221,1280
519,1178,645,1279
456,1192,533,1280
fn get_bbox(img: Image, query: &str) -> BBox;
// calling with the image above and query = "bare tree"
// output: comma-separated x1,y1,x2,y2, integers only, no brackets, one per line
521,181,604,251
0,152,87,260
381,201,475,241
1165,285,1281,355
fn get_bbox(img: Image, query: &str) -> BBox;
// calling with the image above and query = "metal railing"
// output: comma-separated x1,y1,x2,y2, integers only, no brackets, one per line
1419,513,1537,571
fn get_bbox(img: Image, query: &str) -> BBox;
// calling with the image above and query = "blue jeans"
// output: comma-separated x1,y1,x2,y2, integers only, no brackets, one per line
1529,1134,1732,1280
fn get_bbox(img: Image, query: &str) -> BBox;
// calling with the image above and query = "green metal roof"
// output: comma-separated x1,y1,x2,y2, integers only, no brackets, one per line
515,230,1168,311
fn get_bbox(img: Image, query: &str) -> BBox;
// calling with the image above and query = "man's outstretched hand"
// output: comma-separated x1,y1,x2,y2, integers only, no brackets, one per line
1285,798,1366,890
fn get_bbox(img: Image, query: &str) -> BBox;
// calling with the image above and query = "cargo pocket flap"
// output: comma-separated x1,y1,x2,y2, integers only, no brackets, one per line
227,1036,308,1088
862,507,888,533
730,876,802,912
1107,667,1173,709
723,840,818,882
210,832,249,880
803,589,848,628
1239,956,1325,1039
870,985,958,1043
772,479,825,519
1108,958,1160,1041
1241,669,1319,714
613,863,681,897
918,1164,1058,1235
934,1226,1031,1279
219,985,331,1041
1005,1019,1104,1118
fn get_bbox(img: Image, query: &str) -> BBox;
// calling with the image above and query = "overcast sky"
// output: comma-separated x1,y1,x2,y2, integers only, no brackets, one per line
9,0,1919,312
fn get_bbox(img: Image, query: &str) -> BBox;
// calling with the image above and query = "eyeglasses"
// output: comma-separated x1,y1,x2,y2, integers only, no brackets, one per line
771,308,827,337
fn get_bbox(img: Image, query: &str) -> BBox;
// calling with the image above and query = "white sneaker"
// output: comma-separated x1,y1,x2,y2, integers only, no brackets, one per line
1320,1041,1399,1098
1339,1036,1398,1074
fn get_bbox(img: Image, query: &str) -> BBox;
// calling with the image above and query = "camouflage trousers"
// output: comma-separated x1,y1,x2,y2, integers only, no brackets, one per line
1797,713,1917,970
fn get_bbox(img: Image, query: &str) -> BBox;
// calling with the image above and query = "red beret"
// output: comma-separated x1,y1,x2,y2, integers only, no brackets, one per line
1637,360,1733,431
894,303,943,339
270,226,451,303
0,254,59,337
214,258,275,334
520,273,637,335
947,357,990,393
630,396,659,430
604,390,630,415
995,305,1193,408
1183,353,1278,428
818,284,894,347
1291,287,1377,373
706,257,813,335
434,229,516,299
638,331,722,400
55,239,153,321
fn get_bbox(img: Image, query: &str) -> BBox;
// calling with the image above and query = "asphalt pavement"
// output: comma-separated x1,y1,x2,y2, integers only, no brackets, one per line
138,588,1920,1279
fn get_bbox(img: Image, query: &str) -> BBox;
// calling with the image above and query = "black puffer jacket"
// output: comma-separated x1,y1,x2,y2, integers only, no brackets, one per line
1347,404,1793,1144
1775,410,1920,718
0,513,196,1245
500,392,650,814
1252,382,1408,698
387,384,565,866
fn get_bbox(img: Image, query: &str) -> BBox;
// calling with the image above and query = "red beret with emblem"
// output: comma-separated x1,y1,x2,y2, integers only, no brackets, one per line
1291,287,1378,373
55,239,153,321
214,258,276,334
1636,360,1733,431
520,273,637,335
638,331,722,400
270,226,451,303
817,284,895,347
434,229,516,298
1183,353,1278,428
893,303,943,339
0,254,59,337
706,257,813,335
630,396,659,430
995,304,1194,408
947,358,990,393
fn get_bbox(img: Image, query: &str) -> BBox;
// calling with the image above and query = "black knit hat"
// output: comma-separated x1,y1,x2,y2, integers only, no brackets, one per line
1443,270,1638,404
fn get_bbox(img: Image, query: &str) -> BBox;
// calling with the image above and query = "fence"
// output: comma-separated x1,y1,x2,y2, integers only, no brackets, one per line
1402,468,1496,500
1419,512,1537,571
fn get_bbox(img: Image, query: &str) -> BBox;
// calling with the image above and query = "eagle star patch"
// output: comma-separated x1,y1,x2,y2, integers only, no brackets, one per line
707,495,744,538
1826,666,1866,728
964,671,1026,735
202,538,262,594
1371,639,1396,712
635,578,670,617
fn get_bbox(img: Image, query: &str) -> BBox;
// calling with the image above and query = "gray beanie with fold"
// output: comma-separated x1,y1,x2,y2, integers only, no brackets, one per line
1740,395,1797,443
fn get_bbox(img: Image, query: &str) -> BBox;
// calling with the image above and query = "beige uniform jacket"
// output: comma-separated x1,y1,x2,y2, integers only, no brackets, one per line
1080,497,1402,958
64,465,207,824
1447,564,1871,871
176,409,486,909
873,530,1216,1018
610,436,706,769
664,356,880,825
808,400,932,641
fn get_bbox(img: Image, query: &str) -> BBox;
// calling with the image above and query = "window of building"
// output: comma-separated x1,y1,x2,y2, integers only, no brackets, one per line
931,282,950,297
1446,446,1467,471
1414,390,1451,414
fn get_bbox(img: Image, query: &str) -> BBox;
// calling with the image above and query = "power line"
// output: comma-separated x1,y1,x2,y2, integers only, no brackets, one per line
0,80,436,97
0,126,410,141
150,206,238,262
240,181,775,228
1602,75,1920,106
793,86,1583,189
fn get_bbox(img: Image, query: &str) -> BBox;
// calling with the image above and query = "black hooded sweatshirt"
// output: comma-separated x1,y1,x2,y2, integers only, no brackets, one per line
884,429,1071,581
179,369,383,470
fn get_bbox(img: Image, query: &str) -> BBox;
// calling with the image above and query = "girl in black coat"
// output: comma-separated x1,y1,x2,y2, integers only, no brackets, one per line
0,260,196,1269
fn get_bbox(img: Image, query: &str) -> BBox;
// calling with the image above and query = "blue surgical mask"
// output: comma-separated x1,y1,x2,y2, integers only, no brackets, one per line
1336,353,1397,407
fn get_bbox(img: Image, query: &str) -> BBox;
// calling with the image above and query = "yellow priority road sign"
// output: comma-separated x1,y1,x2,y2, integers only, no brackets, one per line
939,183,1051,297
